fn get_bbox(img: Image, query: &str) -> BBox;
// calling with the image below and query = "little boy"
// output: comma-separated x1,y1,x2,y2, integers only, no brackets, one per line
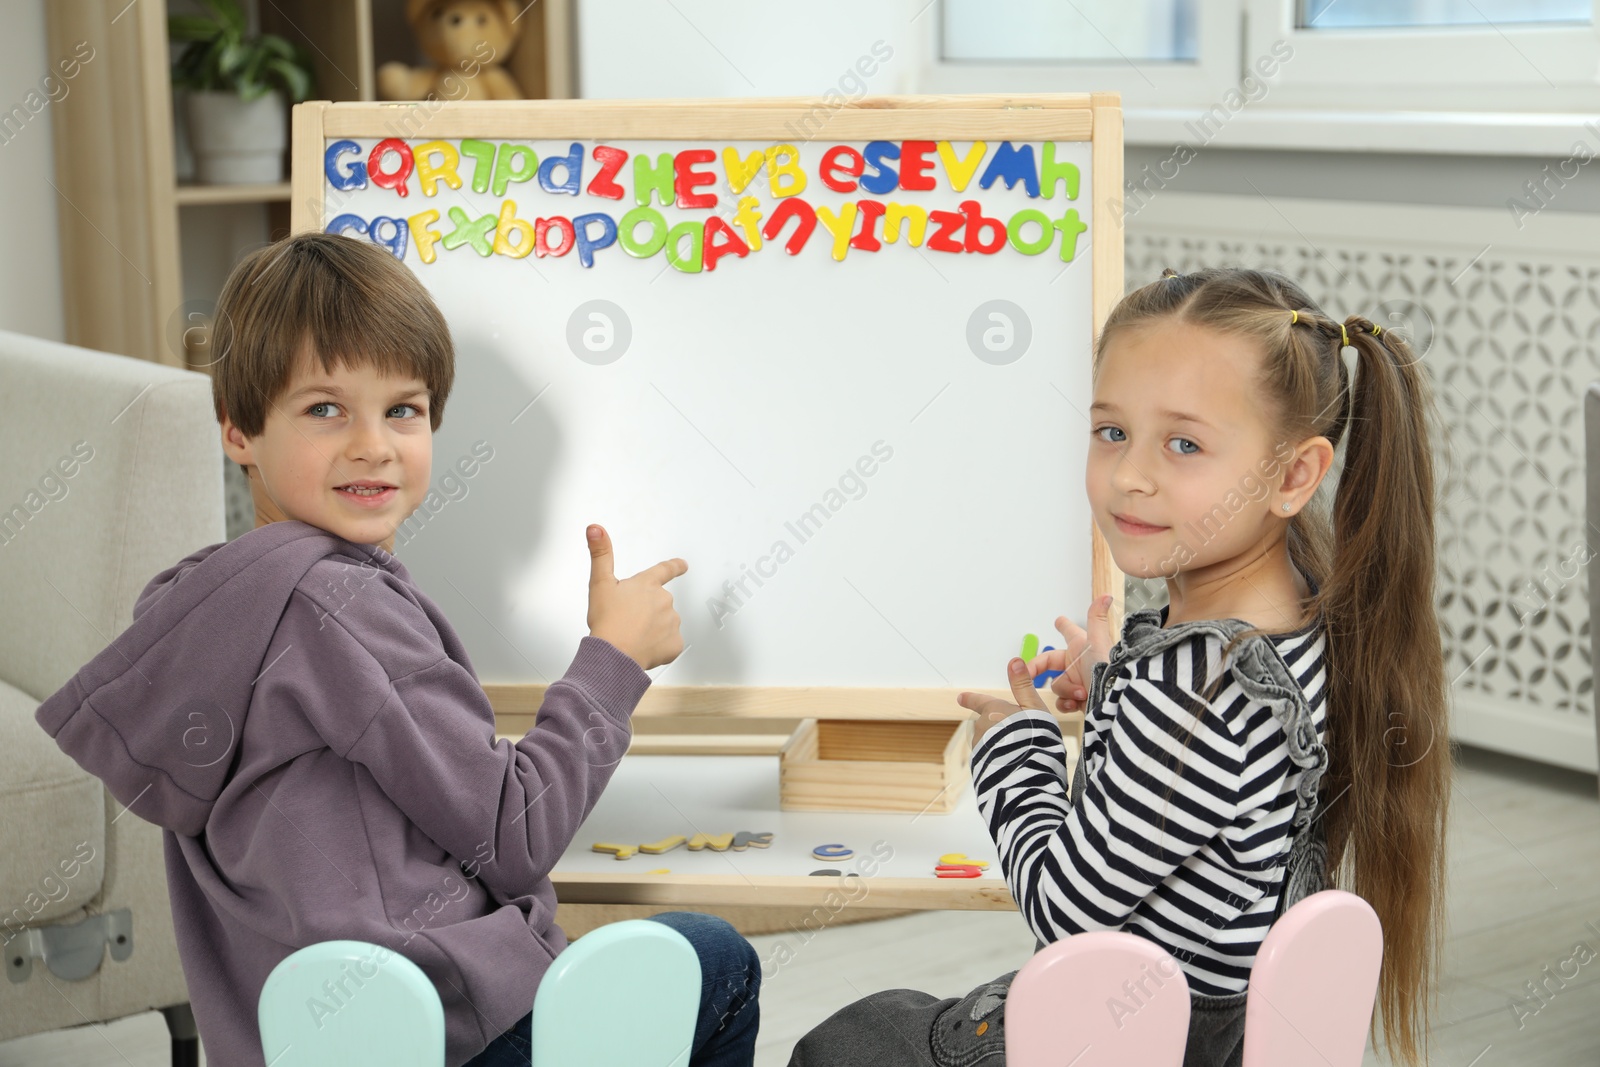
34,232,760,1067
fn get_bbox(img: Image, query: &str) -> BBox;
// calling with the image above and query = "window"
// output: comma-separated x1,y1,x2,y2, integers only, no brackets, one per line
922,2,1240,108
917,1,1600,150
1244,0,1600,107
1298,0,1589,29
941,0,1198,62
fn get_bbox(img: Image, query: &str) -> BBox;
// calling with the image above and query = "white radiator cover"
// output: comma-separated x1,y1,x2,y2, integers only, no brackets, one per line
1125,191,1598,774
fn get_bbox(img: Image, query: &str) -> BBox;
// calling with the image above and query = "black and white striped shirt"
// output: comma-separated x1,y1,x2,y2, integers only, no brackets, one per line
970,607,1328,995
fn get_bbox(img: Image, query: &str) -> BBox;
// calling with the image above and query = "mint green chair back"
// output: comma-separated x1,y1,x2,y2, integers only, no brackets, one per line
258,939,444,1066
531,919,701,1067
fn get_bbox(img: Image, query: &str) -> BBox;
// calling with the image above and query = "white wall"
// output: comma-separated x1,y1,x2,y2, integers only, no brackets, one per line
573,1,1600,221
576,0,920,99
0,0,64,342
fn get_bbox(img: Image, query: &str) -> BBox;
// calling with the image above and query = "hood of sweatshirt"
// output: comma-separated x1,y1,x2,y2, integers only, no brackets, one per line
35,519,403,837
34,516,656,1067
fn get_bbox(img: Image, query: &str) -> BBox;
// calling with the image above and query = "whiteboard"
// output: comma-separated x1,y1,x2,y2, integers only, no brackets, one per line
293,99,1121,698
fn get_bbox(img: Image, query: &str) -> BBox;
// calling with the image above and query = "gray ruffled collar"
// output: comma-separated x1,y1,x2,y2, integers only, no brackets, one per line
1084,595,1330,831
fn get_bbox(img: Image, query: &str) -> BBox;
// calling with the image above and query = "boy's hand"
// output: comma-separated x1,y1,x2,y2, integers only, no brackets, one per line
585,524,687,671
1034,596,1116,714
961,658,1049,746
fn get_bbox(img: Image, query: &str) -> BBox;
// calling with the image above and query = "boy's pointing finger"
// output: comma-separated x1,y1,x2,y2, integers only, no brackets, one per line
587,525,615,584
637,557,689,585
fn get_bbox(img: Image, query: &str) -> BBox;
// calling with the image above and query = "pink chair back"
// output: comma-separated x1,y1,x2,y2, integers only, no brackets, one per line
1242,889,1383,1067
1006,931,1190,1067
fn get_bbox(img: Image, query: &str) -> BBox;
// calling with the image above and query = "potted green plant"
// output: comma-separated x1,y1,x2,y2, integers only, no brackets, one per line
169,0,316,184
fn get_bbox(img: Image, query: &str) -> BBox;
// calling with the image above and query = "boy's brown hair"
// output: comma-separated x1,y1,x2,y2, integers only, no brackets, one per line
210,232,454,451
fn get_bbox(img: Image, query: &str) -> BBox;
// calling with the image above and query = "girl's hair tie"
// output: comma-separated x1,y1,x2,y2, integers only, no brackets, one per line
1290,309,1299,324
1340,323,1349,347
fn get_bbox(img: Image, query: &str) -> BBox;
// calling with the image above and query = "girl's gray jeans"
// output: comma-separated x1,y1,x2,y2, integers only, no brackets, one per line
786,962,1247,1067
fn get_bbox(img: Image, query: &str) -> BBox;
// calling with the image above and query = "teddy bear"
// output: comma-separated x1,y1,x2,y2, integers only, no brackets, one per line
377,0,525,102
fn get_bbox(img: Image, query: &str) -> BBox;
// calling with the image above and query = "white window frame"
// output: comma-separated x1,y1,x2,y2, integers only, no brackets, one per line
1242,0,1600,103
915,2,1244,113
911,0,1600,156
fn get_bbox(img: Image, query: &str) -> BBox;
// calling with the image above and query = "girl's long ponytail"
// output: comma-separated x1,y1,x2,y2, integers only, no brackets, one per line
1318,313,1451,1067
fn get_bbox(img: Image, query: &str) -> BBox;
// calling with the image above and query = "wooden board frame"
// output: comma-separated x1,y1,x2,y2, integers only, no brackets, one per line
290,93,1126,755
293,93,1119,909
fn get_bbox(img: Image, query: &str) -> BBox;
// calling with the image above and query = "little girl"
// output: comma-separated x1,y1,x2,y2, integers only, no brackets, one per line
789,266,1450,1067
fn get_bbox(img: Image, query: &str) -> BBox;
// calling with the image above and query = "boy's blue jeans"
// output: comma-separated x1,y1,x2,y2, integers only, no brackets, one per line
463,911,761,1067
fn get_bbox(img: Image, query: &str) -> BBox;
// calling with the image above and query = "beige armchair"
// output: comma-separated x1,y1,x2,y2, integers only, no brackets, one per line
0,329,224,1064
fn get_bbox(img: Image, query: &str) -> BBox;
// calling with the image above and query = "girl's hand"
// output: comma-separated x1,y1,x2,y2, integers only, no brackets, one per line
585,524,688,671
960,658,1049,746
1040,596,1116,714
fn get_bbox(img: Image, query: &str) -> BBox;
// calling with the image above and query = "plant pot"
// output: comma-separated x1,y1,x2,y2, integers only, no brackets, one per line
183,89,286,184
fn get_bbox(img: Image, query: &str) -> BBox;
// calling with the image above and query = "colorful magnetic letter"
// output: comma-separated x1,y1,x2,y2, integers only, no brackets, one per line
960,200,1007,254
899,140,937,191
324,140,366,191
634,153,675,207
850,200,887,252
818,145,865,194
702,215,751,271
673,148,718,209
458,139,497,193
938,853,989,869
441,206,496,256
587,145,628,199
764,144,807,197
407,209,443,264
731,831,774,850
537,142,584,195
937,141,987,193
413,140,463,197
859,141,901,196
640,835,688,854
325,213,367,238
732,196,764,250
979,142,1040,197
761,197,816,255
1007,209,1055,256
1039,143,1081,199
618,206,668,258
592,842,637,860
491,144,538,197
934,864,985,878
368,216,408,261
688,833,734,851
812,844,854,860
494,201,535,258
1054,206,1088,262
1035,646,1064,689
926,208,964,253
367,138,413,197
535,216,576,258
664,219,703,273
722,147,765,194
572,212,618,268
814,202,857,262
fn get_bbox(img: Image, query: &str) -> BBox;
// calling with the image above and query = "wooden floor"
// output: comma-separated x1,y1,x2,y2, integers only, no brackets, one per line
1,744,1595,1066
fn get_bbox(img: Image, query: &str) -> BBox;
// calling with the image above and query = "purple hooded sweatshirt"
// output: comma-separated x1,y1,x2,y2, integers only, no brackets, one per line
34,518,650,1067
